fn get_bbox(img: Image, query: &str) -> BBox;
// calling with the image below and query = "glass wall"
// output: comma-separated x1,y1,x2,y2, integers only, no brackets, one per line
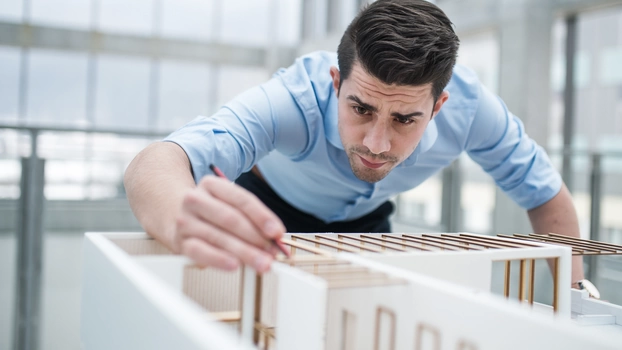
456,30,499,235
0,1,302,348
549,5,622,303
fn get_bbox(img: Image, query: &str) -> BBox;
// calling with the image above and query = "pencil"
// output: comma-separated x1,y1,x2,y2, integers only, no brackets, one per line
209,164,291,258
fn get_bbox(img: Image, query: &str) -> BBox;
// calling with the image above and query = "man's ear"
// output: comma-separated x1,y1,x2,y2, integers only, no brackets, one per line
329,66,340,97
431,91,450,119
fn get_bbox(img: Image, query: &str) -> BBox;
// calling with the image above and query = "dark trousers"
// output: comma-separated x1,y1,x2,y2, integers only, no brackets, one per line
235,171,393,233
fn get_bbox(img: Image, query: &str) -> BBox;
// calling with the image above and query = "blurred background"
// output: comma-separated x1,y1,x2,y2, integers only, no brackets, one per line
1,0,622,349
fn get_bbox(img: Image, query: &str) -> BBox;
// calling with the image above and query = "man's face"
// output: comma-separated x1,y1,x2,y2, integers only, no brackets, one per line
330,62,449,183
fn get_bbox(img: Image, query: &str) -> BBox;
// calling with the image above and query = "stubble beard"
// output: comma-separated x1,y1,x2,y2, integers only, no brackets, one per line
346,146,399,183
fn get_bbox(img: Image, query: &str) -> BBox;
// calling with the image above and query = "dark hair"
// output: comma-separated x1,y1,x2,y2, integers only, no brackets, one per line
337,0,459,100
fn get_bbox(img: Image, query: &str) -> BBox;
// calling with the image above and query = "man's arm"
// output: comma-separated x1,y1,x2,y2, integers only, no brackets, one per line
527,183,584,286
124,141,195,250
123,141,284,272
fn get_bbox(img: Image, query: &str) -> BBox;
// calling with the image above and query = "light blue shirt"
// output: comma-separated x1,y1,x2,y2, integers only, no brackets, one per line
165,51,562,223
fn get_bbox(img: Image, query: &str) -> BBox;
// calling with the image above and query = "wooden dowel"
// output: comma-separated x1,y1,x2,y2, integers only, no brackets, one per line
253,274,263,344
529,259,535,304
552,258,559,312
504,261,511,298
518,260,525,302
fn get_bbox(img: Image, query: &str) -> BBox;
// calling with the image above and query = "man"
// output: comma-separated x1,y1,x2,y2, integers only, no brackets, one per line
124,0,584,287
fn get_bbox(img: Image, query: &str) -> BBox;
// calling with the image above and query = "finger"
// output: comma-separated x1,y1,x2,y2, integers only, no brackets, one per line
200,176,286,239
182,187,273,250
177,212,274,272
181,237,239,270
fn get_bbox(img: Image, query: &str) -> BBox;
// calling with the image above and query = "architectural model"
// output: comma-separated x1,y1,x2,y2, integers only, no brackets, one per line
81,232,622,349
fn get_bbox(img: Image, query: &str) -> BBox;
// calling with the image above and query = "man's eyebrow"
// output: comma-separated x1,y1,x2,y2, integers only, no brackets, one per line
347,95,377,113
392,111,426,119
347,95,426,119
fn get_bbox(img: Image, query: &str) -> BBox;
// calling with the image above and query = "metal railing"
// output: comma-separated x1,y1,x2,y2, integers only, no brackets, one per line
1,122,171,350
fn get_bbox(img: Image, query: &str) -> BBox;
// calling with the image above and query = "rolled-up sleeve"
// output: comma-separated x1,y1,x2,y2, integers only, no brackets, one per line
163,75,308,183
466,85,562,210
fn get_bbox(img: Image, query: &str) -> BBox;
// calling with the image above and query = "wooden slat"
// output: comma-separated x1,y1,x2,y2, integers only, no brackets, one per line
528,259,535,305
546,232,622,250
526,234,605,253
378,235,434,251
504,261,511,298
361,234,433,251
457,234,534,248
498,234,584,255
461,233,542,248
275,254,338,264
553,258,559,312
398,234,461,251
419,234,485,250
285,260,350,267
530,233,622,254
314,234,383,252
284,237,336,255
208,311,240,323
519,260,526,302
435,234,506,249
337,234,406,252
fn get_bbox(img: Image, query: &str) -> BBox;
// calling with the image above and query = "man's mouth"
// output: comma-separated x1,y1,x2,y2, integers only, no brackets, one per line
357,155,387,169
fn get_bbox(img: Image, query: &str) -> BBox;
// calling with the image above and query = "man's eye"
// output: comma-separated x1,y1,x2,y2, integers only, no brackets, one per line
353,106,369,115
396,117,415,125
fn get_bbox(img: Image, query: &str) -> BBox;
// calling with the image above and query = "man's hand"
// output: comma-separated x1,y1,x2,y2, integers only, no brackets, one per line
124,141,285,273
175,176,286,273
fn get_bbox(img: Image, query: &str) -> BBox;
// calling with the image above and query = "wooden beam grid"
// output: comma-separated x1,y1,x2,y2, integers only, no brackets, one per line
420,234,489,250
337,234,407,252
533,233,622,253
314,234,384,253
498,234,585,255
460,233,541,248
399,234,462,251
500,233,622,256
283,233,559,258
361,234,433,251
409,234,483,251
454,234,536,249
290,235,360,253
435,234,507,249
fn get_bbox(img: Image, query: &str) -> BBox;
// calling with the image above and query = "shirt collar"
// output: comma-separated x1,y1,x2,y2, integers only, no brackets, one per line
325,92,344,149
324,92,439,161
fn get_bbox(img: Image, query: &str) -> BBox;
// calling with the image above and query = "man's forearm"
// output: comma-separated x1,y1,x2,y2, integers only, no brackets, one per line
124,141,196,252
527,183,585,285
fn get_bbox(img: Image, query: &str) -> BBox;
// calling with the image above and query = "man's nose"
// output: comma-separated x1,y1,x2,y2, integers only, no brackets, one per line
362,123,391,155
